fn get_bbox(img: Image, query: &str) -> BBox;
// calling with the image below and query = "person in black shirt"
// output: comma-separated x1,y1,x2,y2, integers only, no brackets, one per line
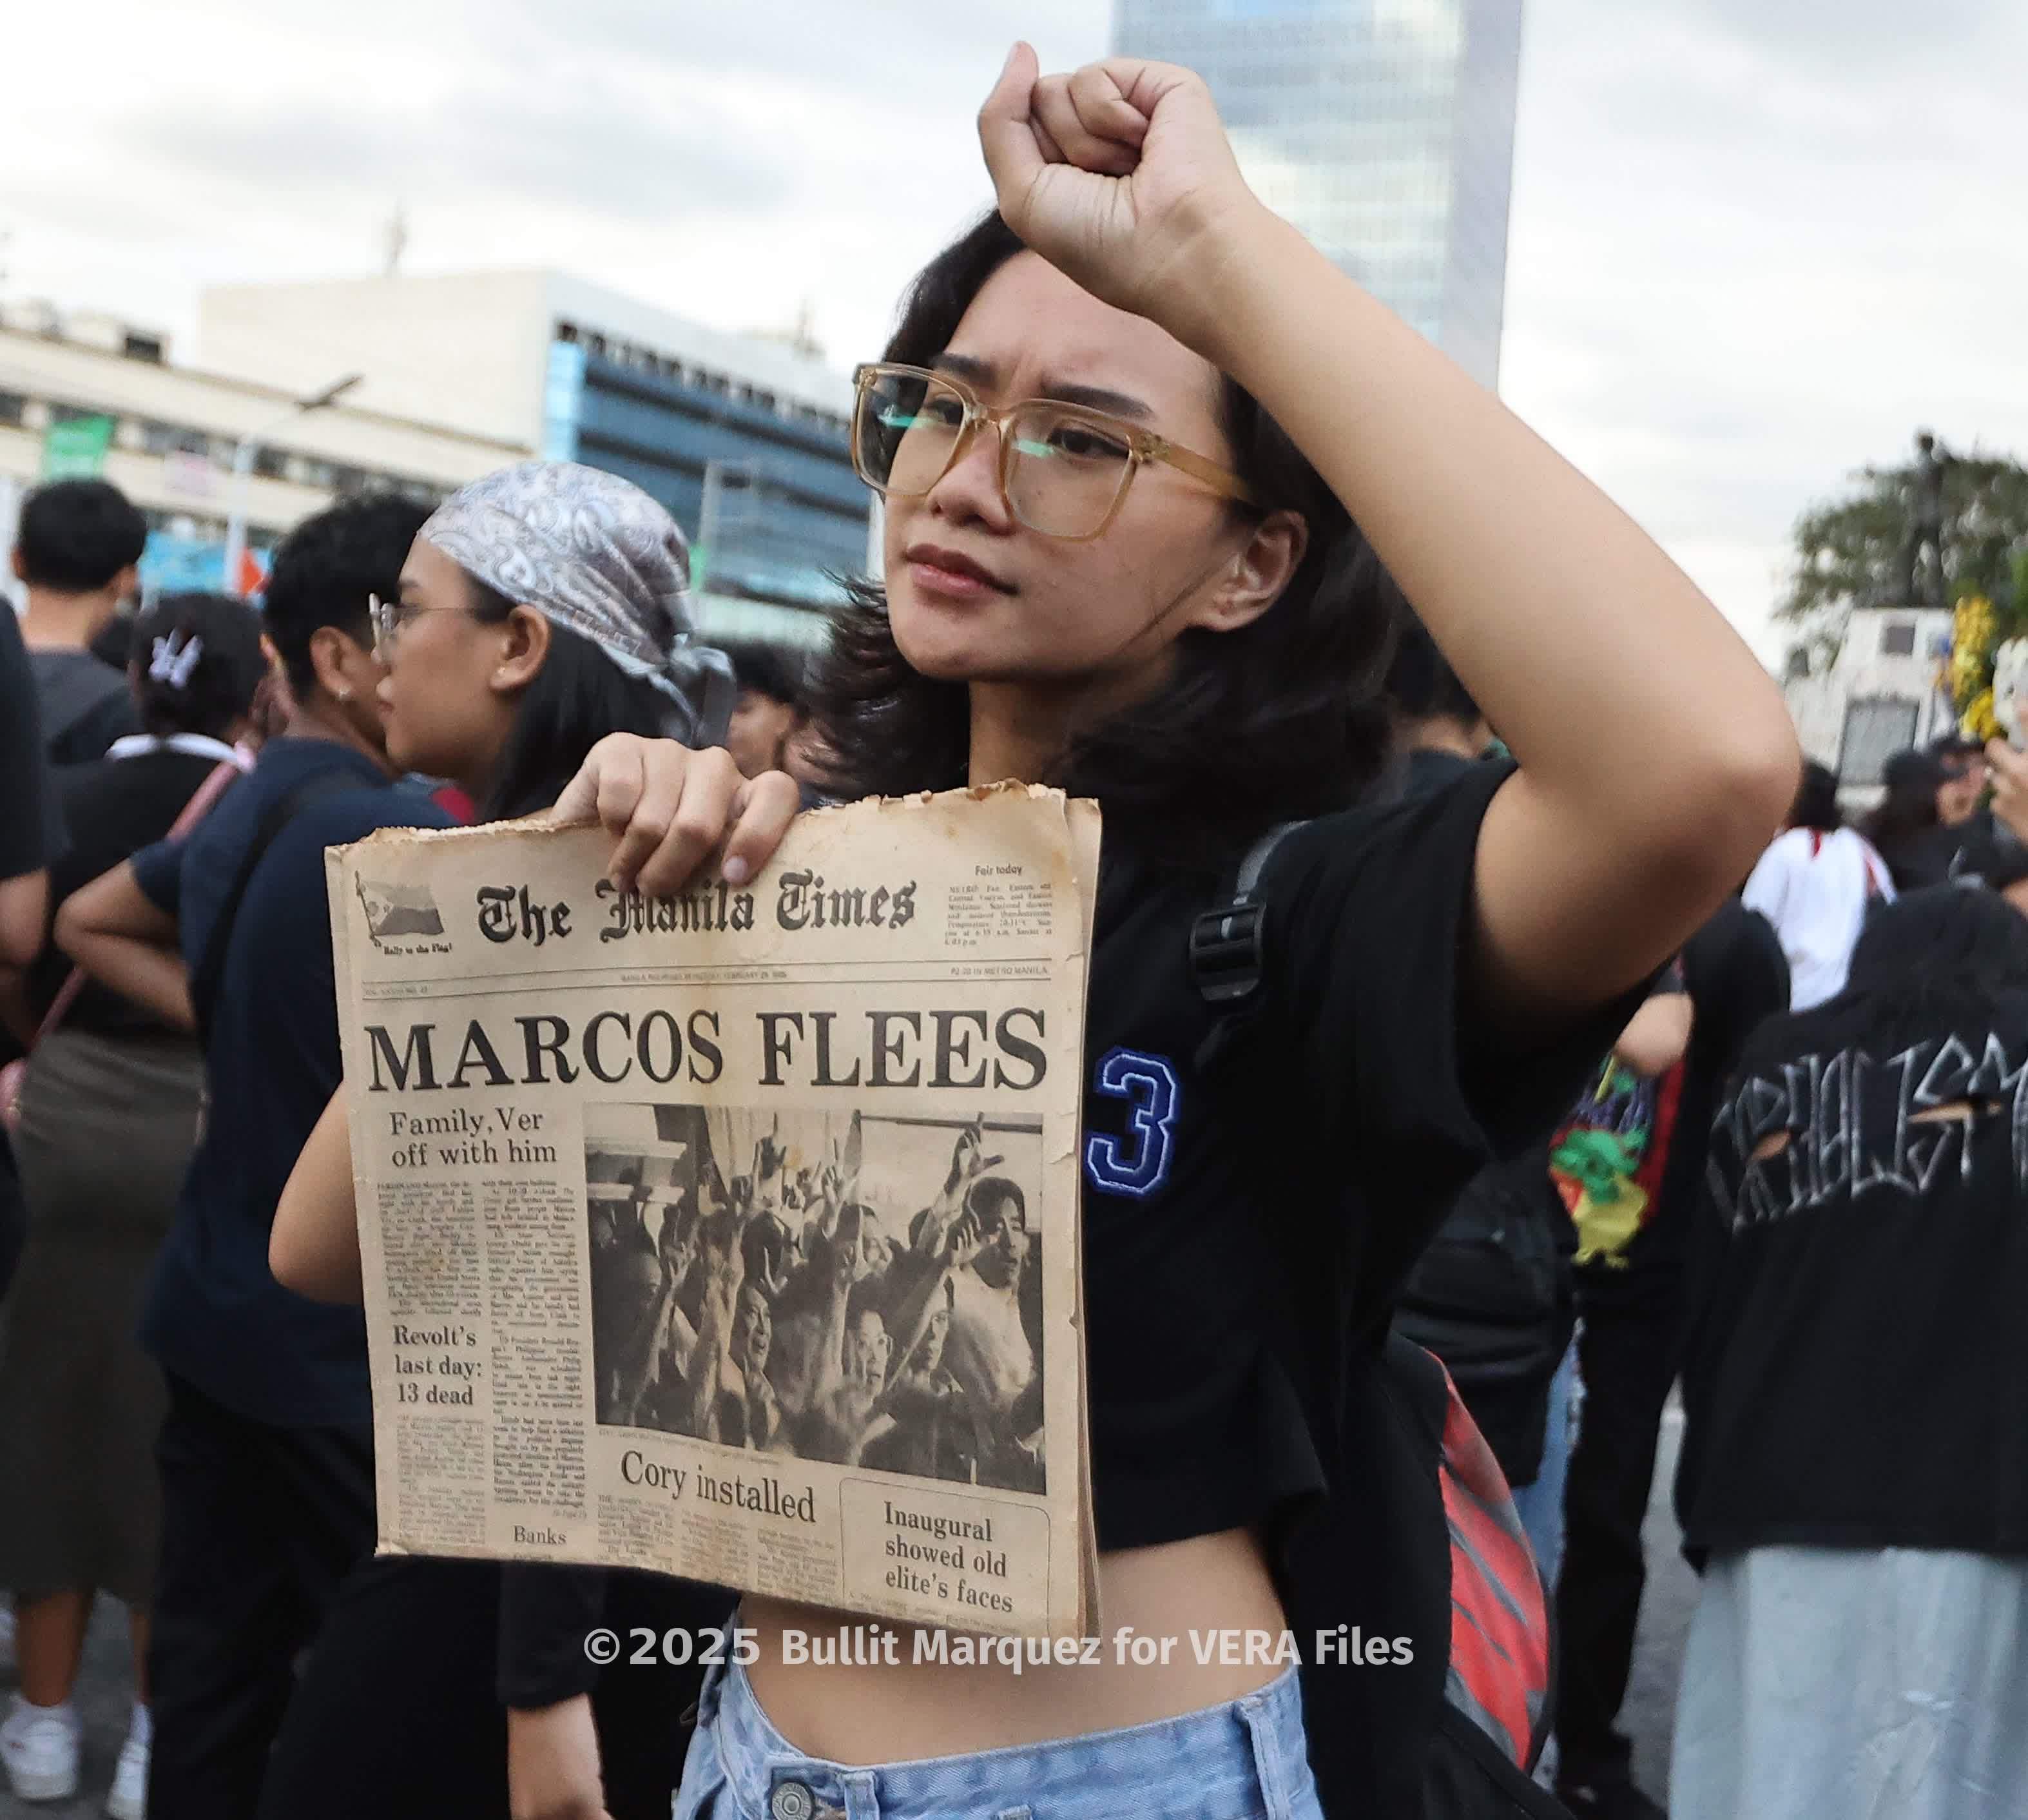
1382,608,1581,1576
0,591,264,1814
0,601,54,1301
14,479,148,764
276,48,1799,1820
1862,746,1964,890
90,608,137,673
0,597,53,958
55,496,445,1820
1552,903,1788,1819
1929,732,2015,882
1672,887,2028,1820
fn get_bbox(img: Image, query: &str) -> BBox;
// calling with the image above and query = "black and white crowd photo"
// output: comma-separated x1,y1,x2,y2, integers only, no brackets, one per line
584,1105,1045,1491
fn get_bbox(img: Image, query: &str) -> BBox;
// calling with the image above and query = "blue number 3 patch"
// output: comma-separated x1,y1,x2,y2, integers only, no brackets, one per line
1083,1047,1181,1199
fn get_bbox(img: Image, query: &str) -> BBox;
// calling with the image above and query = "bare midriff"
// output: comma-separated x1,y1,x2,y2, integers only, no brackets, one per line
742,1527,1286,1763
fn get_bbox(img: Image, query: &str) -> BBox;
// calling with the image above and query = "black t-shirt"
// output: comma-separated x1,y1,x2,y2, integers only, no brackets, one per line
1385,746,1578,1485
131,737,454,1428
1083,760,1636,1549
1677,987,2028,1564
1940,809,2016,886
0,609,55,882
1871,818,2003,893
29,646,139,766
30,742,232,1038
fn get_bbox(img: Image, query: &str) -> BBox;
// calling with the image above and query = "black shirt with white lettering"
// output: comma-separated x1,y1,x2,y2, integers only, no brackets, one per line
1083,759,1640,1549
1677,986,2028,1564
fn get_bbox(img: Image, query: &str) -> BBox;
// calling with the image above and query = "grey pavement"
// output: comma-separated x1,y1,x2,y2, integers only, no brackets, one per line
1,1413,1702,1817
1623,1402,1697,1808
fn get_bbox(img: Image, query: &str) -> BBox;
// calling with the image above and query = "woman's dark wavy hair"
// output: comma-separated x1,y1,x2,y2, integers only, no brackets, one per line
1788,760,1842,834
808,212,1398,862
1383,602,1481,730
463,581,675,820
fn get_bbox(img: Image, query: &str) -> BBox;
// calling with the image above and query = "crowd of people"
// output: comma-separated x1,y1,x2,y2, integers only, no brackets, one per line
584,1112,1045,1488
1392,653,2028,1817
0,39,2018,1820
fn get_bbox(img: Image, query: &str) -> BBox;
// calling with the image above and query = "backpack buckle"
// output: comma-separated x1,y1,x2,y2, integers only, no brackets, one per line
1189,900,1268,1005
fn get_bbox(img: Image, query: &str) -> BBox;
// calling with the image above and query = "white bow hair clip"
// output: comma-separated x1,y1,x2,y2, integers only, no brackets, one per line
150,631,204,688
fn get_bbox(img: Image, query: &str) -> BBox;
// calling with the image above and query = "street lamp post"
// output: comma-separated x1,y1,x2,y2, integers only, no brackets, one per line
221,373,363,595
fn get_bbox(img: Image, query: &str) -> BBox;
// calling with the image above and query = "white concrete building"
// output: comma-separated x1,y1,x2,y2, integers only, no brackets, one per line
198,271,853,451
198,271,869,646
0,299,524,598
1783,606,1958,788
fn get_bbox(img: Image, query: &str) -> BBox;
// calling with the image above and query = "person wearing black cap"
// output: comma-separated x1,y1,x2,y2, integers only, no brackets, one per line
1931,733,2006,866
1863,747,1959,889
1865,739,2010,890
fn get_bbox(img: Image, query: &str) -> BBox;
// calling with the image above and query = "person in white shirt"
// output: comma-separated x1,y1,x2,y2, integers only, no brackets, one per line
1743,761,1893,1009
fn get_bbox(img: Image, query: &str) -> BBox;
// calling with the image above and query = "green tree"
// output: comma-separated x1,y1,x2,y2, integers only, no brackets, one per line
1777,449,2028,672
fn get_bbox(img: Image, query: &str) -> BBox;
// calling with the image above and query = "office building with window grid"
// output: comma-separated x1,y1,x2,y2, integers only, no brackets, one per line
1113,0,1523,390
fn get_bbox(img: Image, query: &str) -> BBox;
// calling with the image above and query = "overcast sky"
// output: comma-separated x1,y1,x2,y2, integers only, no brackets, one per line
5,0,2024,657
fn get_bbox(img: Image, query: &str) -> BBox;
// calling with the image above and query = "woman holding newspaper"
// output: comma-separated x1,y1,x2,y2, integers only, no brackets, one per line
277,43,1795,1820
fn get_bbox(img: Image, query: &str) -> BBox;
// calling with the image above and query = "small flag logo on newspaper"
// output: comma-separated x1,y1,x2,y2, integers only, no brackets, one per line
356,876,445,943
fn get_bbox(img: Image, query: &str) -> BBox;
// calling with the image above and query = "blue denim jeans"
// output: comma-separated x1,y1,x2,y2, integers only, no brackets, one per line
1511,1325,1583,1591
674,1643,1326,1820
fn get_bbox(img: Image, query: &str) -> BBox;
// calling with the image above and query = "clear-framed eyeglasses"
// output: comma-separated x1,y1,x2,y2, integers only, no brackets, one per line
368,593,470,661
849,362,1256,542
367,593,404,661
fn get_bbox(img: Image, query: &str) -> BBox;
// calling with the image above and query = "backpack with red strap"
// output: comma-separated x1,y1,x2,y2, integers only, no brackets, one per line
1425,1345,1564,1811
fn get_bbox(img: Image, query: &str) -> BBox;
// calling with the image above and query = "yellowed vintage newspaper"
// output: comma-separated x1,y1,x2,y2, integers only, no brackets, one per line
327,786,1097,1639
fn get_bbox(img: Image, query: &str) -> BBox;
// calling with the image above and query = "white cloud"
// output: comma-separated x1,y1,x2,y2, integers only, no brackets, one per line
3,0,2022,659
1498,0,2028,653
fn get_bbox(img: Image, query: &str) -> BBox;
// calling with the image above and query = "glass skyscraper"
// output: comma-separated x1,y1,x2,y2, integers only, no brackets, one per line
1113,0,1523,389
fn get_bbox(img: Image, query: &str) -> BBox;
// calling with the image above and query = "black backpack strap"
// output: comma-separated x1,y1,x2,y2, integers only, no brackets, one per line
191,769,358,1049
1189,821,1306,1070
1188,820,1305,1006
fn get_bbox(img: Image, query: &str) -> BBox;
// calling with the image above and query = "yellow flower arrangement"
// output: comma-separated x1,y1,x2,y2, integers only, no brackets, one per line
1963,687,1999,742
1950,595,2004,719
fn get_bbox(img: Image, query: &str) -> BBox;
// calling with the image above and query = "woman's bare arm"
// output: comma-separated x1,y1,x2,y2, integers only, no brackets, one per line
271,1090,364,1305
1612,992,1695,1079
1190,215,1798,1023
980,50,1801,1027
55,861,193,1032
